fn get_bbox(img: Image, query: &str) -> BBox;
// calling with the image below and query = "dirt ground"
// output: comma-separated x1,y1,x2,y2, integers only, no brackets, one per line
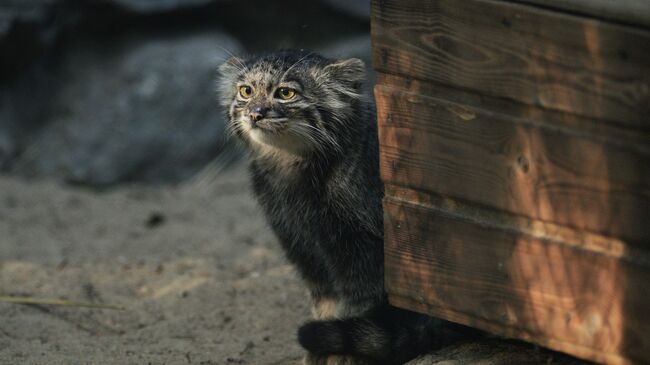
0,162,309,364
0,161,586,365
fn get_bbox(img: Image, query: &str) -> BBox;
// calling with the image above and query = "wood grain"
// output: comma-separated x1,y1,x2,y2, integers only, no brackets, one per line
376,73,650,151
372,0,650,363
384,191,650,364
512,0,650,29
371,0,650,128
375,84,650,245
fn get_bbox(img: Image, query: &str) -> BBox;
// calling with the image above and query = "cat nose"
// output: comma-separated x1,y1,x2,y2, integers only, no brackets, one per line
249,107,268,122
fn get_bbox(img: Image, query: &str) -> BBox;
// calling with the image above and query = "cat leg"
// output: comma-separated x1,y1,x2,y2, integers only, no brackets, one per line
312,295,377,320
311,296,341,320
304,297,378,365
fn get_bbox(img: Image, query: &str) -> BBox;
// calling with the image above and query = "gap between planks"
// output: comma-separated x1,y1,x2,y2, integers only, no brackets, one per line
384,184,650,267
374,75,650,155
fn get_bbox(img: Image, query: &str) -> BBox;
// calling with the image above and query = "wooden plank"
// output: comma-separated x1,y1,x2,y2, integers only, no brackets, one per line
371,0,650,128
511,0,650,29
376,73,650,150
383,189,650,364
375,83,650,245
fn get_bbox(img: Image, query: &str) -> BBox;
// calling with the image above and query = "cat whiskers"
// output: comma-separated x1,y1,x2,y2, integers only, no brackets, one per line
214,44,249,73
292,122,342,155
287,126,327,158
303,123,343,152
225,118,246,139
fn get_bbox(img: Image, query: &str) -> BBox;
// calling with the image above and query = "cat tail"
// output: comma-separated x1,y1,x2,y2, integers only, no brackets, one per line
298,307,476,364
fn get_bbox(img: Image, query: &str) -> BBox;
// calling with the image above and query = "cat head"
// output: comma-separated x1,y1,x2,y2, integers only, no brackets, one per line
218,50,365,157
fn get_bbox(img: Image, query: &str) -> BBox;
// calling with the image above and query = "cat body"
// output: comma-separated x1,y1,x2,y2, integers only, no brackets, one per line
249,107,385,317
218,50,463,365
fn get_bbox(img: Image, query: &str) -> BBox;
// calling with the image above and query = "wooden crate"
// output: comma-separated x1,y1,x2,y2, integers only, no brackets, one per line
371,0,650,364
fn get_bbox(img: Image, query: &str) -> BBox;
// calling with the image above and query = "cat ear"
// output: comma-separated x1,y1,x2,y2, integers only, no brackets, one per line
323,58,366,87
218,57,244,77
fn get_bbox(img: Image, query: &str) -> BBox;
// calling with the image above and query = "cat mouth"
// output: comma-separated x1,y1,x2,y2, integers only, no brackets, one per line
250,118,288,132
245,118,313,154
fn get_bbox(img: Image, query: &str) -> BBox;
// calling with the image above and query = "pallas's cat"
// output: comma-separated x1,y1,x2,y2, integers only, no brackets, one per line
218,50,467,365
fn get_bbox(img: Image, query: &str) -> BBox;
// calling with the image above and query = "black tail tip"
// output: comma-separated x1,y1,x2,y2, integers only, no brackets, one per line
298,321,321,352
298,321,344,355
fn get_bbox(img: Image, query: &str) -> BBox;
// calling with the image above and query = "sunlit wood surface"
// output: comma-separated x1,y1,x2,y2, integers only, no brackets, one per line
372,0,650,364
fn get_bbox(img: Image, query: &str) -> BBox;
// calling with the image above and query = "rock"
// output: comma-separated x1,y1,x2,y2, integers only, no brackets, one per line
110,0,214,13
0,0,216,36
0,0,374,186
0,0,56,36
0,0,220,78
0,132,14,170
319,0,370,20
0,60,59,171
13,32,242,186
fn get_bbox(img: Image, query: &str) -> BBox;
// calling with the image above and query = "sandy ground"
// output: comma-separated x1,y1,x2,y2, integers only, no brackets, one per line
0,161,587,365
0,162,307,365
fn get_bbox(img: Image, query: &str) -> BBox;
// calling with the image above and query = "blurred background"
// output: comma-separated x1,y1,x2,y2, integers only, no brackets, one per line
0,0,374,186
0,1,373,364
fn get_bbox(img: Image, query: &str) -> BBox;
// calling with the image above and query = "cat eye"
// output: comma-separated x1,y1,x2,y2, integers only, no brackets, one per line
276,87,296,100
239,85,253,99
